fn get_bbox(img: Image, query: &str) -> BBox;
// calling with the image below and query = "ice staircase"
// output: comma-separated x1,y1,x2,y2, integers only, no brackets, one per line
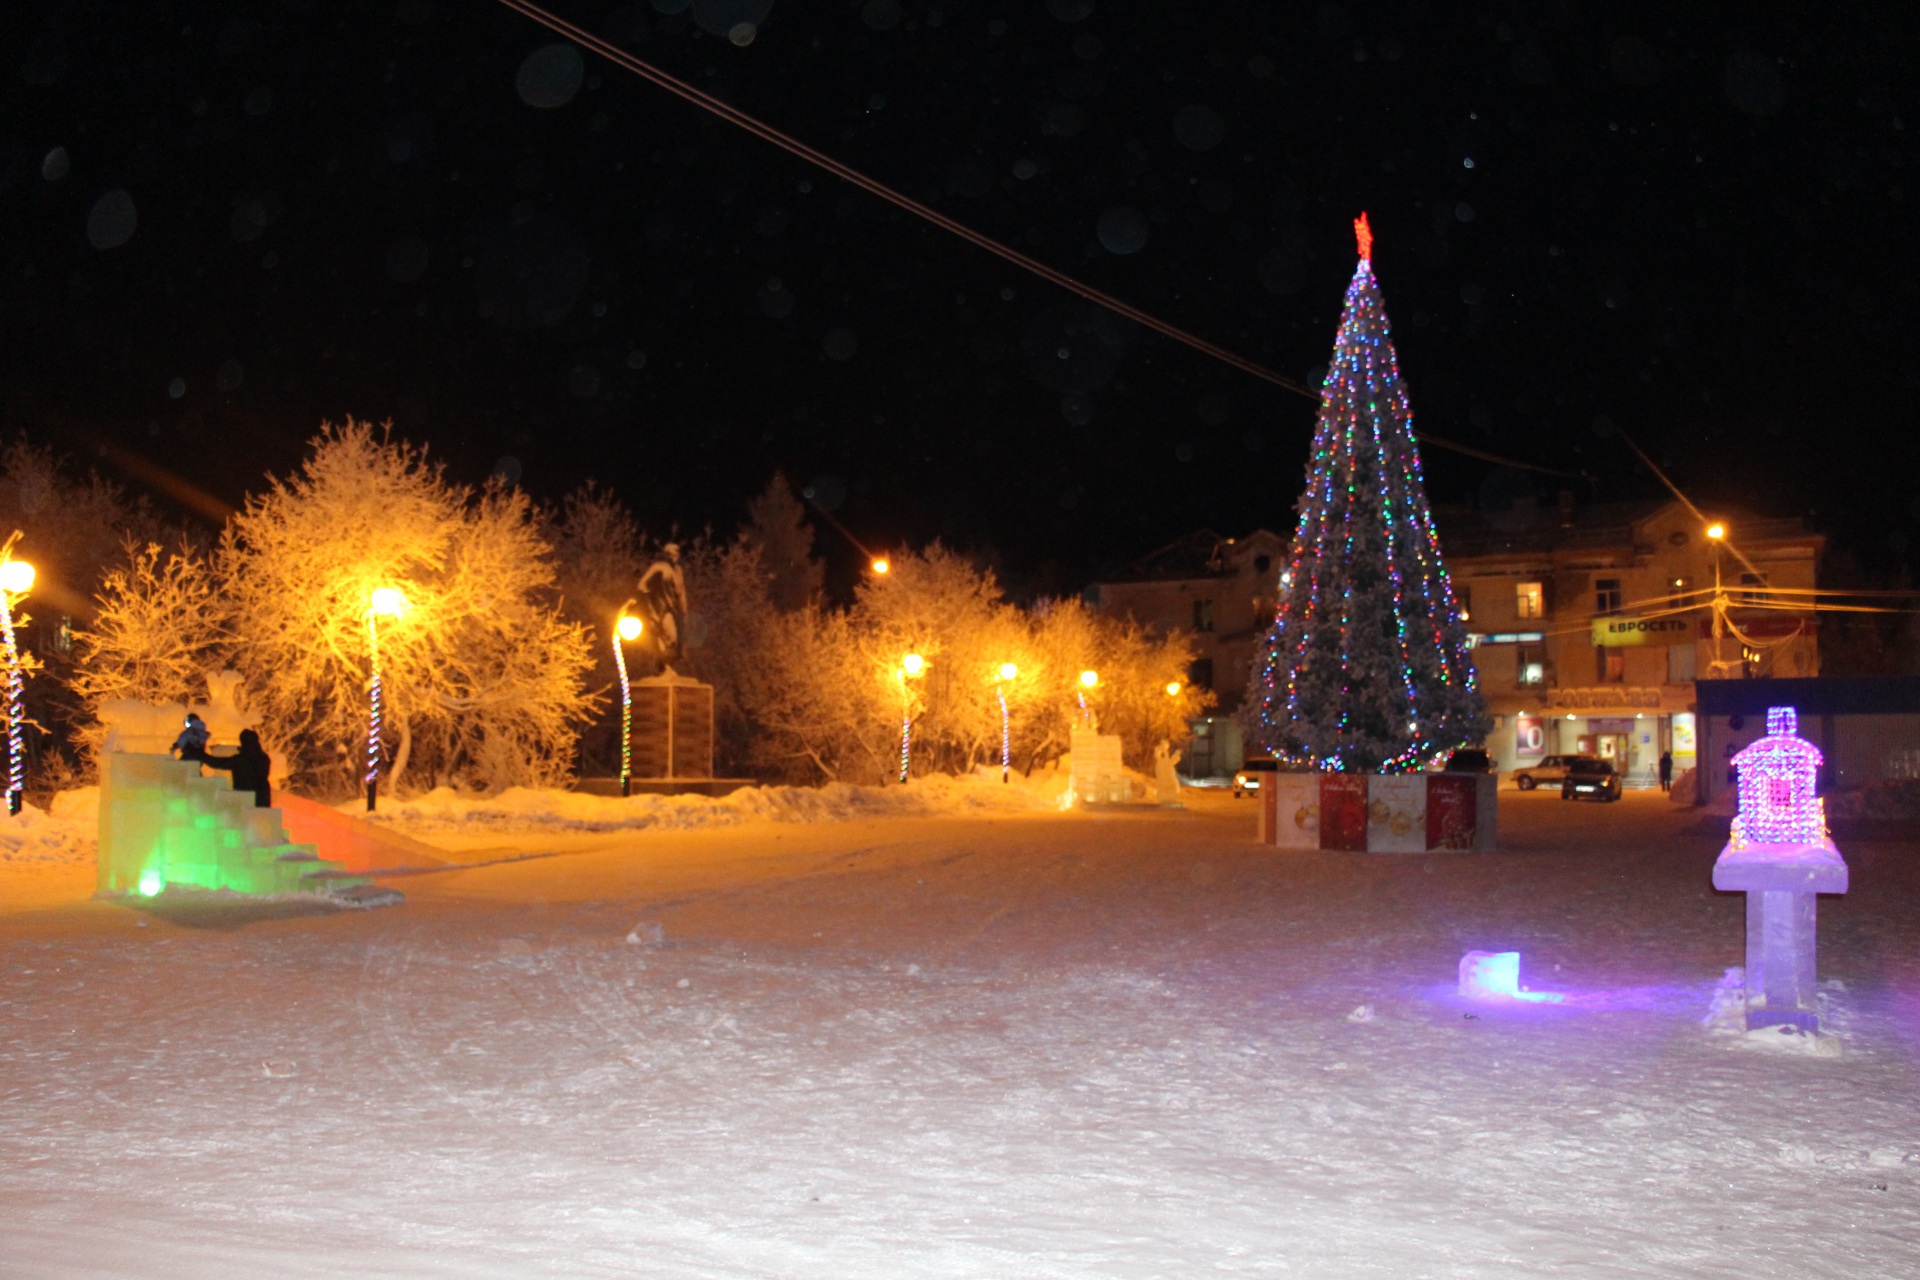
98,753,372,899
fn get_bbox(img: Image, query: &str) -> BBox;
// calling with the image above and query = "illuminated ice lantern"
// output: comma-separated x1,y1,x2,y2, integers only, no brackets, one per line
1458,950,1563,1004
1711,705,1849,1033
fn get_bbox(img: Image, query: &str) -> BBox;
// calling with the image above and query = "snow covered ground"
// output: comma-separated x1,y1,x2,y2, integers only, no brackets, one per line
4,788,1918,1278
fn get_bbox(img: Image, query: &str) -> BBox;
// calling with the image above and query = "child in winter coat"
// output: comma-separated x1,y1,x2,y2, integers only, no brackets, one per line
171,713,210,758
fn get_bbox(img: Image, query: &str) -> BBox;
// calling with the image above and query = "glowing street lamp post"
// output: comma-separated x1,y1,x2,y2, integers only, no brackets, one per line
1078,668,1099,727
897,652,925,783
0,554,35,815
613,613,644,796
365,586,407,812
996,663,1018,783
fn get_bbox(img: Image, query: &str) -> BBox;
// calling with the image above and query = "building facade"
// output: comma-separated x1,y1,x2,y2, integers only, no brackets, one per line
1437,498,1822,785
1092,500,1824,783
1087,528,1288,777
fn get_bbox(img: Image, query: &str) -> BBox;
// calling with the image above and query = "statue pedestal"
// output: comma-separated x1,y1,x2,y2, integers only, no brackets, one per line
631,670,714,780
1712,841,1848,1032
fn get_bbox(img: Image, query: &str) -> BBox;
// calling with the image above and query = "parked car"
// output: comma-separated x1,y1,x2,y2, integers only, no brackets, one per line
1560,757,1623,802
1231,758,1279,798
1511,754,1596,791
1442,747,1494,773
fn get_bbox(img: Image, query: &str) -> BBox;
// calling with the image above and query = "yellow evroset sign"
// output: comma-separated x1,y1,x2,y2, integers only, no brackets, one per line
1590,614,1692,647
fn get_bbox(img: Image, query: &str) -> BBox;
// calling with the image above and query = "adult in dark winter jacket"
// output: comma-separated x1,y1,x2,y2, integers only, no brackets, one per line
186,729,272,809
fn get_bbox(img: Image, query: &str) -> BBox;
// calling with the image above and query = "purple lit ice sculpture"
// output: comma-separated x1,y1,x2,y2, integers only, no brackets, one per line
1710,707,1848,1032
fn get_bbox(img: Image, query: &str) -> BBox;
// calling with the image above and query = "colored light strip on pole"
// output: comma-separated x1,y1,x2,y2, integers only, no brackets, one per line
615,614,642,796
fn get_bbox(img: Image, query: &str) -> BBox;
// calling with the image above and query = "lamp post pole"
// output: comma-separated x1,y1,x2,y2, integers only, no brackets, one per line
366,586,407,812
0,550,34,817
614,612,643,797
898,652,924,783
996,663,1017,783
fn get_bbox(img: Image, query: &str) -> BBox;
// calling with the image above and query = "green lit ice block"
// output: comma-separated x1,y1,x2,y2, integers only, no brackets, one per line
98,753,368,899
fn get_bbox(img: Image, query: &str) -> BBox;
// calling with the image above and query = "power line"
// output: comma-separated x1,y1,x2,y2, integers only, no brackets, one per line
491,0,1574,478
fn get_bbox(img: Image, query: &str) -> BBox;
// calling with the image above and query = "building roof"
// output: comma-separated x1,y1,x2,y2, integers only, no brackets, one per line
1434,498,1818,561
1102,527,1285,584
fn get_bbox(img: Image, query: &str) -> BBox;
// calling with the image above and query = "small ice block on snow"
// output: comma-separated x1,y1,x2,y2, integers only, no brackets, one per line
1458,950,1564,1003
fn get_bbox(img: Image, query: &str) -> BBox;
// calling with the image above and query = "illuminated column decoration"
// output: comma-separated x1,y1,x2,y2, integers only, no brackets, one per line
997,663,1017,783
614,614,643,796
898,652,925,783
365,586,407,812
0,554,33,816
1247,212,1486,773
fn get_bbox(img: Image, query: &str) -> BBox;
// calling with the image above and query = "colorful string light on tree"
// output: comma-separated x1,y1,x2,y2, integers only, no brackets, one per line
1247,213,1486,773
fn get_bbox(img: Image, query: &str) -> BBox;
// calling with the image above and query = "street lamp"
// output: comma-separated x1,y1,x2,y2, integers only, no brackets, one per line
614,612,644,796
996,662,1018,783
1077,668,1098,726
897,652,925,782
871,557,891,575
1165,681,1182,697
0,554,34,815
365,586,407,812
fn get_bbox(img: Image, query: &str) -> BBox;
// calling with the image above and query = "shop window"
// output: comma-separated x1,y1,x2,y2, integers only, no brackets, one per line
1597,647,1626,683
1517,646,1545,686
1515,581,1544,619
1192,599,1215,632
1595,577,1622,613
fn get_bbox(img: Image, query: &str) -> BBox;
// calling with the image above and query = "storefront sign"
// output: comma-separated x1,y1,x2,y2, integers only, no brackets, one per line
1591,614,1692,647
1514,714,1545,757
1672,712,1697,758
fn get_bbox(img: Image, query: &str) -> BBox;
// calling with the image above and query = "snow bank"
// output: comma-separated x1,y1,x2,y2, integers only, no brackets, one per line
0,800,97,868
358,767,1074,837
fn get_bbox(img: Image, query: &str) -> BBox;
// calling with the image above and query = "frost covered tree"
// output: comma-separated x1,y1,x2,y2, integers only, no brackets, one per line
219,421,595,794
740,473,823,613
70,539,230,755
1247,215,1486,771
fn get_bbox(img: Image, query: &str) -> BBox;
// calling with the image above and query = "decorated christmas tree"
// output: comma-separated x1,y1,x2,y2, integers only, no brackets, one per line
1248,214,1487,772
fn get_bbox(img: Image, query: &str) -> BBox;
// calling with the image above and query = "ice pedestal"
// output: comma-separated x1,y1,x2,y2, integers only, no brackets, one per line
1711,841,1848,1032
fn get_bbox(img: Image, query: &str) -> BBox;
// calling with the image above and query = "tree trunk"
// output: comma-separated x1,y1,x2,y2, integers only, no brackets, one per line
388,717,413,796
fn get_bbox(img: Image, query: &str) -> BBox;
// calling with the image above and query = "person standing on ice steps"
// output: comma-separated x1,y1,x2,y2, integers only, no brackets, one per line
184,729,273,809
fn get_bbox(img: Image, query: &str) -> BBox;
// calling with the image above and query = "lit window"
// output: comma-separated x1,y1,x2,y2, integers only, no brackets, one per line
1598,648,1626,683
1517,646,1545,686
1515,581,1544,619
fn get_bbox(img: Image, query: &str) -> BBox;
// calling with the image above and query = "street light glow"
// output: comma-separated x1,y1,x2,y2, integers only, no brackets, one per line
0,560,34,595
1079,669,1099,688
616,614,644,641
1706,523,1726,541
871,557,890,575
902,652,925,676
1165,681,1182,696
370,585,407,616
999,663,1018,680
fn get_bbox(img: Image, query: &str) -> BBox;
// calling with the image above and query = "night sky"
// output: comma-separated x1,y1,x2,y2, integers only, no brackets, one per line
4,1,1914,597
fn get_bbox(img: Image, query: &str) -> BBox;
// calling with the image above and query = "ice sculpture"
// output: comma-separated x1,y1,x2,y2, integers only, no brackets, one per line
1458,950,1563,1004
1710,706,1848,1032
